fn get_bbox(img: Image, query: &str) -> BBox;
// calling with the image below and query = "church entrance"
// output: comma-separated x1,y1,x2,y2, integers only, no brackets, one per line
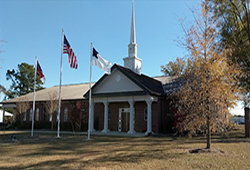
118,108,130,132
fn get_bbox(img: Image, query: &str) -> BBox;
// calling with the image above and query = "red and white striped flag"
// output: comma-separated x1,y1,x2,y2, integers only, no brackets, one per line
63,35,78,69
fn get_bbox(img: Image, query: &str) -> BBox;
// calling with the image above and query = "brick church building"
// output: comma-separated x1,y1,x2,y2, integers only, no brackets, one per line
1,2,177,135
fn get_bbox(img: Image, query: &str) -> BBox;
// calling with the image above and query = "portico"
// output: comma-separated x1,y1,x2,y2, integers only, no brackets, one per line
88,95,157,135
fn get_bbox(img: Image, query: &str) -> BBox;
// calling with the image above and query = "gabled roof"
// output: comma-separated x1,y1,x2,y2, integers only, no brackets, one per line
1,83,93,104
153,76,182,94
84,64,166,98
1,65,182,105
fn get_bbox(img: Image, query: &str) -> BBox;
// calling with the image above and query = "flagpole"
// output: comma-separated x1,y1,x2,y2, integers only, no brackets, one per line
57,28,64,138
31,56,37,137
88,43,93,140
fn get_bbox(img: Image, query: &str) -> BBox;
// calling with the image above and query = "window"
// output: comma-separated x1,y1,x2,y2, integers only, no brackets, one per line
23,111,27,121
35,108,39,121
64,107,68,122
144,107,147,121
29,109,33,121
108,109,111,121
49,113,52,122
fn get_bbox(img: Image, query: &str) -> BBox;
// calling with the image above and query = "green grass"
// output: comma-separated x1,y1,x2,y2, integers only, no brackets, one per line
0,125,249,170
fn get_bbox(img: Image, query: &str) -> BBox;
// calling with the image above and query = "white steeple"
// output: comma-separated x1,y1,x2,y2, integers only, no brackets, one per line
130,1,136,44
123,0,142,75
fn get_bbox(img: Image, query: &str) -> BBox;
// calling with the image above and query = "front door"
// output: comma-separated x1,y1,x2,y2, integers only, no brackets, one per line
118,108,130,132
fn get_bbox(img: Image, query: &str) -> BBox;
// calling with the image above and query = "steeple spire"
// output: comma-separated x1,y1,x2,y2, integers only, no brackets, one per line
130,0,136,44
123,0,142,75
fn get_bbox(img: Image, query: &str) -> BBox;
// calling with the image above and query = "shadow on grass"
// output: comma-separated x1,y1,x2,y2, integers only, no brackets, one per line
1,158,81,170
1,129,249,170
1,134,190,170
92,150,186,164
1,150,187,170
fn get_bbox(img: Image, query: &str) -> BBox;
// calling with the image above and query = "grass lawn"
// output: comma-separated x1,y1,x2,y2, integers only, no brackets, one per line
0,125,249,170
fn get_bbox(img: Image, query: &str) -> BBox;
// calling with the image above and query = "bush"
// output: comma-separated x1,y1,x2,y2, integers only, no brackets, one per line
34,121,51,130
226,121,237,131
9,120,90,131
61,122,72,131
10,121,52,130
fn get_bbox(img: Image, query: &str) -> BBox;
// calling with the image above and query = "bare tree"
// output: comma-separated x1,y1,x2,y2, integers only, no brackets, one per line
16,97,30,123
44,91,59,129
0,84,7,97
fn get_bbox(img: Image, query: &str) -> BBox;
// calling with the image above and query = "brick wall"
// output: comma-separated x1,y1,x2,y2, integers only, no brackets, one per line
108,102,129,131
14,100,90,130
13,98,175,133
134,102,147,132
152,101,160,133
94,103,104,130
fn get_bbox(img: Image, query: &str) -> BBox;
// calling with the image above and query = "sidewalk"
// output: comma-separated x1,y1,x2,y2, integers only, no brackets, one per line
34,130,146,137
0,129,146,137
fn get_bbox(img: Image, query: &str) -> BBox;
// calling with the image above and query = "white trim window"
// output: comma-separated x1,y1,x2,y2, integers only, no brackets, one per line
29,109,33,121
49,113,52,122
23,111,27,121
64,107,68,122
35,108,39,121
144,107,147,121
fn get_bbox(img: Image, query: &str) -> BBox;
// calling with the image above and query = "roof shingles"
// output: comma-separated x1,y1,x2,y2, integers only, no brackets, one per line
1,64,179,104
1,83,92,104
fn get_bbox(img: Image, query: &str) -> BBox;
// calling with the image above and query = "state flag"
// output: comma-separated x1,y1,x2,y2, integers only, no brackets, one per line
37,61,45,84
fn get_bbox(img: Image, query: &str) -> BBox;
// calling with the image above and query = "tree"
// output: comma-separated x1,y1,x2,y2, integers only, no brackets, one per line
174,1,243,149
208,0,250,103
161,58,193,76
16,97,30,123
161,58,186,76
44,91,59,129
0,85,7,95
5,62,44,99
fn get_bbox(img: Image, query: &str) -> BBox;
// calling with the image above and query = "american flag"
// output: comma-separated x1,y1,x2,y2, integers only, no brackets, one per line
63,35,78,69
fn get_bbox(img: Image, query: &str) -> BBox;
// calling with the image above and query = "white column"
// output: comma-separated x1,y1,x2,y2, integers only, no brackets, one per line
128,99,135,134
89,101,95,132
146,98,153,135
102,100,109,133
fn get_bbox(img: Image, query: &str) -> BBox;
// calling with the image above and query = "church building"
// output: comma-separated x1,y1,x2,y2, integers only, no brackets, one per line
0,2,176,135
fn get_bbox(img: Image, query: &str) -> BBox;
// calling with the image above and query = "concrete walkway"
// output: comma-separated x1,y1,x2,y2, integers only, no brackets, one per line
4,130,146,137
89,131,145,137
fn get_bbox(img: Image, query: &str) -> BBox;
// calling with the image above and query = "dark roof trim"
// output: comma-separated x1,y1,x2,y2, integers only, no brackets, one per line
0,98,88,105
114,65,165,95
91,91,147,98
84,64,165,98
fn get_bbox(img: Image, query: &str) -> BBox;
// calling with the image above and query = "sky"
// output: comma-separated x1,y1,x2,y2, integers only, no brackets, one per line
0,0,244,115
